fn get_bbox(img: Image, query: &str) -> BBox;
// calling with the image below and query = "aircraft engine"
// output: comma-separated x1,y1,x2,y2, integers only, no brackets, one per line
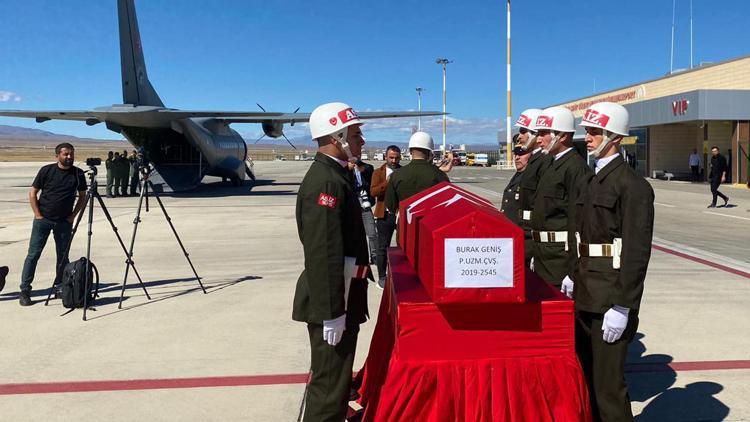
262,121,284,138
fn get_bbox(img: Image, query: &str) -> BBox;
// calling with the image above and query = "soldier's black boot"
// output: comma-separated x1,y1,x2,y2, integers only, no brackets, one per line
0,266,8,292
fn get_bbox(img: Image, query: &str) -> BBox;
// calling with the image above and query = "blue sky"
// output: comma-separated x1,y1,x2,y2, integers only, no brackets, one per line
1,0,749,144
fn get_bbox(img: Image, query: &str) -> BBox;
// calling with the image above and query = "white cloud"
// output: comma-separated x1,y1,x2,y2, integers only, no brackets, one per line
0,90,23,102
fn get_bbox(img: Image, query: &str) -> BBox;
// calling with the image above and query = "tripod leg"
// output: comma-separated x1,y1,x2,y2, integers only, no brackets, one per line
82,181,97,321
105,183,152,308
46,189,90,306
89,193,151,307
148,181,207,294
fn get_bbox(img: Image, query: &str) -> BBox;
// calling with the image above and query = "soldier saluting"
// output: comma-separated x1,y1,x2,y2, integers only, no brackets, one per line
514,108,552,263
529,106,591,290
292,102,370,421
574,102,654,421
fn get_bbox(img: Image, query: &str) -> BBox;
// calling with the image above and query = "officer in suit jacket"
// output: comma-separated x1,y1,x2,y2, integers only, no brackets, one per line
514,108,553,261
530,106,591,288
292,102,370,421
500,137,531,226
574,102,655,421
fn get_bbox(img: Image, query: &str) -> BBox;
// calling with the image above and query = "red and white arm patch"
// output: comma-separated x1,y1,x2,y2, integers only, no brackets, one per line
317,192,337,209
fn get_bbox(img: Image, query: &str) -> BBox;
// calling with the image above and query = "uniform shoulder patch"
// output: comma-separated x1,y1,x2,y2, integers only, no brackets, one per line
317,192,337,208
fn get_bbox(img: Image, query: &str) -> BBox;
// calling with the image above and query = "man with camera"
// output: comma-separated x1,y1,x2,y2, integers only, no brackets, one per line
19,142,87,306
351,158,377,267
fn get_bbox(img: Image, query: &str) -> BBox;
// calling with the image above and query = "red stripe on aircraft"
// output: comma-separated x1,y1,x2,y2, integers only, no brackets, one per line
652,244,750,279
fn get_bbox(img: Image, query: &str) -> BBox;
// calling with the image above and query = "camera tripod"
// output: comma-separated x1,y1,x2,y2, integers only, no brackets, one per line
45,165,150,321
118,165,206,308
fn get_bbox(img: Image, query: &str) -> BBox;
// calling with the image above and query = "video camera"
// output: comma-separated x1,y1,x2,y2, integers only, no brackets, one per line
86,157,102,166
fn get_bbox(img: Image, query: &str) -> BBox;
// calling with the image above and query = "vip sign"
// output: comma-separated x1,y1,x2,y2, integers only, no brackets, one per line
672,99,689,116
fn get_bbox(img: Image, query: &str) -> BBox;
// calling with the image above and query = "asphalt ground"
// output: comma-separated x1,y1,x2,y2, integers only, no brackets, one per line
0,160,748,421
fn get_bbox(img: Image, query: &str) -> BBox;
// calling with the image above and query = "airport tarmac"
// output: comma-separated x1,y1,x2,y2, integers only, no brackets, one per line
1,160,749,421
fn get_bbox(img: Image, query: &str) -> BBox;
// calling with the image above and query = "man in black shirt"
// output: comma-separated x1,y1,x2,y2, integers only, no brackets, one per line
19,142,87,306
707,146,730,208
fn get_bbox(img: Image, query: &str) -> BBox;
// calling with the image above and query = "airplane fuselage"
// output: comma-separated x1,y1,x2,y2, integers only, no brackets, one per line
97,106,247,191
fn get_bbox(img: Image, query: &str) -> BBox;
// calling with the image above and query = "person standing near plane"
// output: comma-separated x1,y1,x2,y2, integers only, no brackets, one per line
105,151,115,198
293,102,370,421
128,150,140,195
500,136,531,226
530,106,590,289
19,143,87,306
574,102,654,420
514,108,552,263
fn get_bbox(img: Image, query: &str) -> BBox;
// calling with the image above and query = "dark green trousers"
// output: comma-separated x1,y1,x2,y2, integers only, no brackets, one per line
575,311,639,422
106,172,114,196
304,324,359,422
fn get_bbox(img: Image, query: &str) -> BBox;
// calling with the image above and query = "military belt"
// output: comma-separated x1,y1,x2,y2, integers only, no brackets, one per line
578,243,614,257
531,230,568,243
519,210,532,221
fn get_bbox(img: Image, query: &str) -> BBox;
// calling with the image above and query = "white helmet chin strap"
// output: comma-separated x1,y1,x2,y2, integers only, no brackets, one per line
333,127,353,159
522,132,537,151
542,132,561,155
589,131,618,159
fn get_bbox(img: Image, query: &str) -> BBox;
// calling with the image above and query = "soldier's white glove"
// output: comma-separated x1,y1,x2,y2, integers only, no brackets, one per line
602,306,629,343
529,257,535,271
560,276,574,298
322,314,347,346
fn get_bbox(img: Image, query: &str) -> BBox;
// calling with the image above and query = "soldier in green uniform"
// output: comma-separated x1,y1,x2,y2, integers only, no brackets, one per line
384,131,449,214
120,149,131,195
530,106,591,288
573,102,654,421
514,108,552,262
128,150,140,195
293,102,370,421
499,136,531,226
105,151,115,198
111,152,124,197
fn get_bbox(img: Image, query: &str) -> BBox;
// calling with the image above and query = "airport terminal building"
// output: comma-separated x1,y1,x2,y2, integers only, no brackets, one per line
554,55,750,184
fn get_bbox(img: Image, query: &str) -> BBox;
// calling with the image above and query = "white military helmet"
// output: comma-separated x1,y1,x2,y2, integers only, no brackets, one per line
535,106,575,155
515,108,542,151
535,106,576,133
579,102,629,136
408,131,434,151
514,108,542,131
579,102,629,158
309,102,363,140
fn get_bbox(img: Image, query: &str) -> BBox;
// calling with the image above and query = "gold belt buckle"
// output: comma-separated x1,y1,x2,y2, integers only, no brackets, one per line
603,244,612,257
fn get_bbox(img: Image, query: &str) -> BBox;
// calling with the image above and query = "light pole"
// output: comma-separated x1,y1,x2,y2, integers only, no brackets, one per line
436,58,452,152
505,0,512,164
415,87,425,130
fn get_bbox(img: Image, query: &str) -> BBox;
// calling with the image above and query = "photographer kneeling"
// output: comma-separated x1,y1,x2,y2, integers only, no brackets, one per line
19,143,86,306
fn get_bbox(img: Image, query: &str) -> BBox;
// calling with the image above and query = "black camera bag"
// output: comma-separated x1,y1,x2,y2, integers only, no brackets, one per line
60,258,99,309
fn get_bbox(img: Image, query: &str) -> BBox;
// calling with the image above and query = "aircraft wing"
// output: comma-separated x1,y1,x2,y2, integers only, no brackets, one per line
217,110,444,124
0,110,98,122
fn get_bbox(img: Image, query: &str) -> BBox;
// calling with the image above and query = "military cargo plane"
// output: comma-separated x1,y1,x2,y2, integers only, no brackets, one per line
0,0,441,191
